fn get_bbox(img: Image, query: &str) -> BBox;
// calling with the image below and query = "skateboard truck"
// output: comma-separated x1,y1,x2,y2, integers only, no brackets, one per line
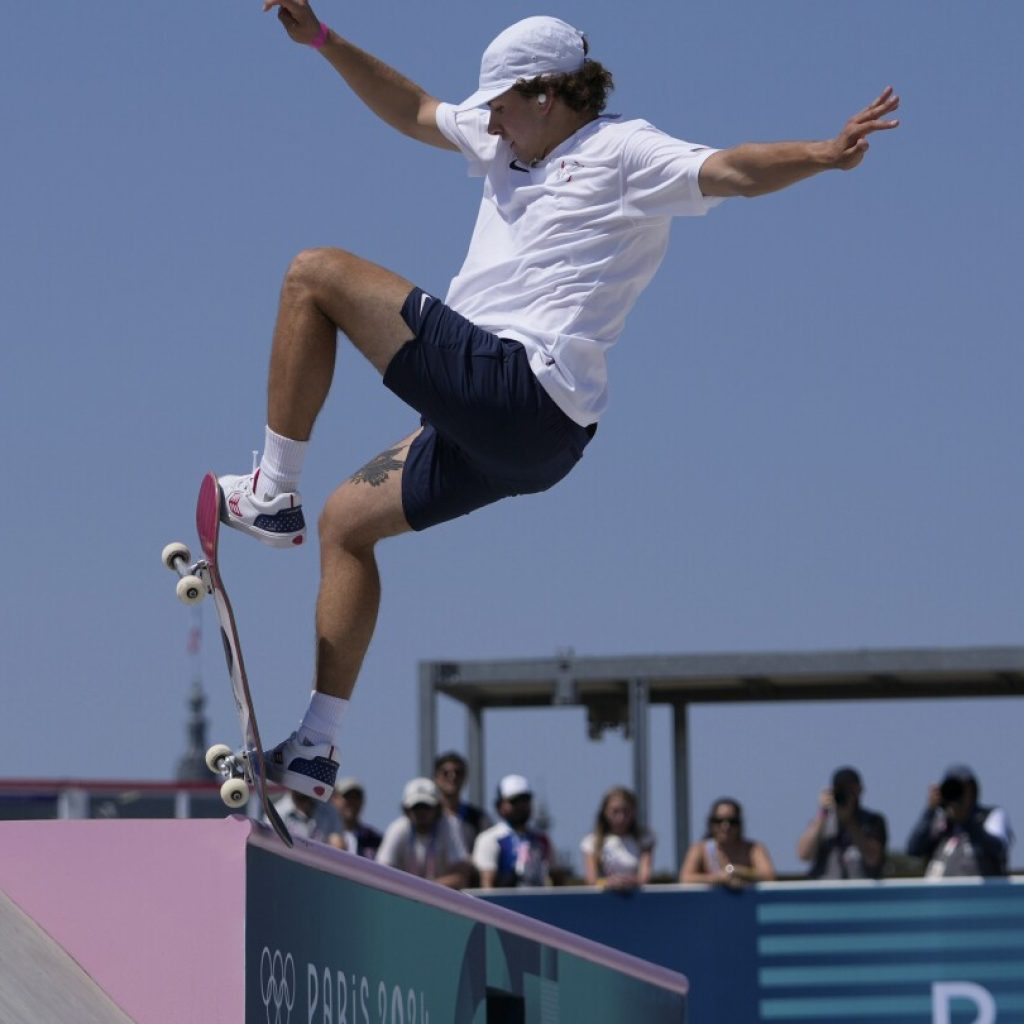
161,541,209,606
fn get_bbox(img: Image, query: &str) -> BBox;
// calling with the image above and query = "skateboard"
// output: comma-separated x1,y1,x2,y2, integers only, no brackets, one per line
162,472,292,847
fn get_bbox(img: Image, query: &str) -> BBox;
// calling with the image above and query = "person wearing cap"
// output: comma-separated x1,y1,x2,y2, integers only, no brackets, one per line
330,776,383,859
433,751,493,854
218,2,901,806
375,778,472,888
796,767,888,880
906,765,1013,877
472,774,553,888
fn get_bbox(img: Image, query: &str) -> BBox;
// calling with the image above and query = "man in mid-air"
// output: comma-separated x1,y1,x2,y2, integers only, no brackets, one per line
218,2,900,798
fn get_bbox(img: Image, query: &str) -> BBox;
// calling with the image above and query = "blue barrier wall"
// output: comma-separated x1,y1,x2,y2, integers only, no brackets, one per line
483,879,1024,1023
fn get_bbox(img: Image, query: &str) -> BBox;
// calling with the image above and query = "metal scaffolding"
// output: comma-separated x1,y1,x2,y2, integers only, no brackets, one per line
418,645,1024,864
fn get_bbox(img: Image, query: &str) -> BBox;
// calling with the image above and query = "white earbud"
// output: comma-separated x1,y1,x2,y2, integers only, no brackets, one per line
537,94,548,106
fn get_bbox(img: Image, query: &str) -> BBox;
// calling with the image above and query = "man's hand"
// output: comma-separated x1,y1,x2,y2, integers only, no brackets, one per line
828,86,901,171
699,87,900,198
263,0,321,45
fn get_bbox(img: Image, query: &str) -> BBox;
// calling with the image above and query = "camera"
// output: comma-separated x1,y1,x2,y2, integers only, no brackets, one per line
834,787,851,809
940,778,965,804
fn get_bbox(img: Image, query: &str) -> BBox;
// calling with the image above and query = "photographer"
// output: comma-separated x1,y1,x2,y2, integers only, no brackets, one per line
797,767,888,880
906,765,1012,877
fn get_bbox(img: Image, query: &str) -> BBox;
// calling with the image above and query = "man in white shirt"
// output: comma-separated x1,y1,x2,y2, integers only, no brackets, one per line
376,778,472,888
218,3,901,801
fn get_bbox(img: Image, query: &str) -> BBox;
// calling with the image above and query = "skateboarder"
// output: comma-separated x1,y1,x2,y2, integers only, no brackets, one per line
218,3,900,799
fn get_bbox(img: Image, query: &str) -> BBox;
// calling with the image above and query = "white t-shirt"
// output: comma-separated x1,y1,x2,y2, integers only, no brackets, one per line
580,830,655,878
375,814,468,879
436,104,724,426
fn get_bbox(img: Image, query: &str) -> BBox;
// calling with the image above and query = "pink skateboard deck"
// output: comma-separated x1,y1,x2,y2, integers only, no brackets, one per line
195,472,292,847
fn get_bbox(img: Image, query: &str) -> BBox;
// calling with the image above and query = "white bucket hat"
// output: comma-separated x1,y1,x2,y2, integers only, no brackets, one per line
456,16,586,111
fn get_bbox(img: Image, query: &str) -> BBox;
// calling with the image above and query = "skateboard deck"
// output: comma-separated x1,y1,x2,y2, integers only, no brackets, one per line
162,474,292,846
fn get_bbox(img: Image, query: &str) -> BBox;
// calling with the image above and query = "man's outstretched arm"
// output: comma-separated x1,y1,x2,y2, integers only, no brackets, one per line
699,87,900,198
263,0,457,151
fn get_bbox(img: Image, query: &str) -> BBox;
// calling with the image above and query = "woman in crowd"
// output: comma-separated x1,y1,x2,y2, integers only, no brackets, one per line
679,797,776,887
580,786,655,890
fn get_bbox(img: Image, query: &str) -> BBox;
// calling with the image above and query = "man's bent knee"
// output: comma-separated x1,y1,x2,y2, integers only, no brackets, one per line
319,480,409,553
283,246,349,300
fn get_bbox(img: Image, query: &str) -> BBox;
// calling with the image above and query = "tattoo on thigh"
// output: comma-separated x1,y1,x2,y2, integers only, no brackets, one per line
350,446,405,487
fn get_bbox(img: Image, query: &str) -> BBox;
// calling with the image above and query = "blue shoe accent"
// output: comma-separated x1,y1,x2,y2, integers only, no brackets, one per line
265,733,339,802
253,506,306,536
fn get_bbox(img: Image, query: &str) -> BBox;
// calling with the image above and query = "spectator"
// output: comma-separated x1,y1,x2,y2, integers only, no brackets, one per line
473,774,553,888
375,777,472,888
274,789,345,848
679,797,775,886
907,764,1013,877
330,776,383,859
581,786,655,890
433,751,493,853
796,767,887,880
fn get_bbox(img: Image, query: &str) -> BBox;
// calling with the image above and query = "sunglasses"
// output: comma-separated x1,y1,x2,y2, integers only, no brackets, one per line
710,816,740,826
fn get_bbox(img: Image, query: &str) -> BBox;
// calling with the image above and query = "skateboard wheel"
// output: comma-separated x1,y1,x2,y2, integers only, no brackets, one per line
205,743,234,774
161,541,191,572
221,777,250,808
176,574,206,605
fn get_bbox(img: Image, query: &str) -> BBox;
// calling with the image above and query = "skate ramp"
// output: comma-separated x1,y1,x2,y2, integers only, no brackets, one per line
0,818,248,1024
0,889,136,1024
0,817,687,1023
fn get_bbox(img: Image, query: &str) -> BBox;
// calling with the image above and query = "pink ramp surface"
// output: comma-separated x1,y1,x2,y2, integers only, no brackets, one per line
0,817,249,1024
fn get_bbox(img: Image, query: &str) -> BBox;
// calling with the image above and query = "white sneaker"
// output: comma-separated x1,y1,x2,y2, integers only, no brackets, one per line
263,732,340,802
218,470,306,548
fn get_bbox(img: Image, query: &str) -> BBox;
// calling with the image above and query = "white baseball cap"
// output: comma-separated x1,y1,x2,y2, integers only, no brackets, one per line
497,774,532,801
456,16,587,112
402,777,440,809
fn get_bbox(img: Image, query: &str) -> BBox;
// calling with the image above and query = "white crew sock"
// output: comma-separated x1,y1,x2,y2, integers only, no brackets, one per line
256,426,308,500
296,690,348,748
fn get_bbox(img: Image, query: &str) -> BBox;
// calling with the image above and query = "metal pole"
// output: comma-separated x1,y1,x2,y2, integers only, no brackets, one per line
672,701,691,868
466,703,484,807
629,678,650,830
418,662,438,779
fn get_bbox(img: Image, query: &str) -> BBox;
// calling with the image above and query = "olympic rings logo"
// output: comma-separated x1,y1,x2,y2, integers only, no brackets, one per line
260,947,296,1024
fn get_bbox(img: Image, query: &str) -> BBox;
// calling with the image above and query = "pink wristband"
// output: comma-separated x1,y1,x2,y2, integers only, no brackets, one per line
310,23,330,49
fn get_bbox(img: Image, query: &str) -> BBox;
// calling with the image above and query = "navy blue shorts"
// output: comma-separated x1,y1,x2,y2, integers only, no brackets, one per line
382,288,595,531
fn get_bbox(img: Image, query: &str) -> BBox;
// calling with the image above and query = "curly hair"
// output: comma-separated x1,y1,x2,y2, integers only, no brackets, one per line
512,56,615,117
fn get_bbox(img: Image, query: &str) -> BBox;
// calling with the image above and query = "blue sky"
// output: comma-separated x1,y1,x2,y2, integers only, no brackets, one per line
3,1,1022,875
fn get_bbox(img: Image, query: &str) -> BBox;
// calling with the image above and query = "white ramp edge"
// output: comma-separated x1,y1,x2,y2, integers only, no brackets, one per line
0,888,136,1024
